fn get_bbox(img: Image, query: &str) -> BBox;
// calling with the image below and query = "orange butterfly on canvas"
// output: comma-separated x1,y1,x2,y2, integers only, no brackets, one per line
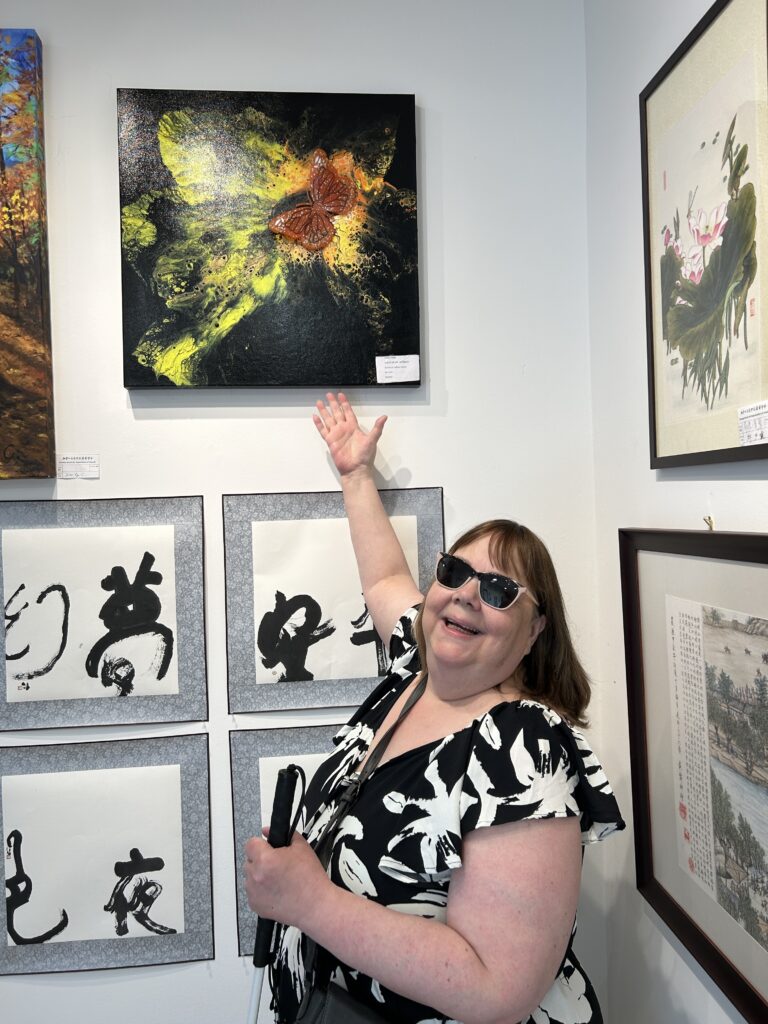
268,149,357,252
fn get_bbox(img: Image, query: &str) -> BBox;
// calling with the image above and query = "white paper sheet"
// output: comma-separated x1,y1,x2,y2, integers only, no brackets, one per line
2,764,184,944
251,516,418,684
3,524,178,702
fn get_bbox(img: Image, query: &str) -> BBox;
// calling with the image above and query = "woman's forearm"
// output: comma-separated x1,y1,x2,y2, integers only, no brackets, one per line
312,393,422,636
340,468,415,602
301,881,527,1024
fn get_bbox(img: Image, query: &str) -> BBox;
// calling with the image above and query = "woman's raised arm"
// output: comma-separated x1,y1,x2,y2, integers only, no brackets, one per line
313,392,423,641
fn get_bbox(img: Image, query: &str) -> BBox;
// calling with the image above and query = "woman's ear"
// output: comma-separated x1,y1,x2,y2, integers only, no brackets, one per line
525,614,547,654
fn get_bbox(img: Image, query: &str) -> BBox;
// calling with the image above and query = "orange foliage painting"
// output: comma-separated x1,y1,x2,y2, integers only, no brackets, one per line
0,30,54,479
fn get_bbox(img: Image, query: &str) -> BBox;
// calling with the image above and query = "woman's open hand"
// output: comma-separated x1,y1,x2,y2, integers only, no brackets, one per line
313,392,387,478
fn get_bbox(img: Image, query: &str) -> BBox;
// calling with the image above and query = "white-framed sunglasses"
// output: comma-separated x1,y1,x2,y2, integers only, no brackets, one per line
435,552,538,610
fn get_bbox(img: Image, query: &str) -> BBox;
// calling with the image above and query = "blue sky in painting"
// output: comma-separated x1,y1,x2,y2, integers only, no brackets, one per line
1,29,41,167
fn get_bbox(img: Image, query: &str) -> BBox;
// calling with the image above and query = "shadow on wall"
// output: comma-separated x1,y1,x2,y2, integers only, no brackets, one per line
606,866,749,1024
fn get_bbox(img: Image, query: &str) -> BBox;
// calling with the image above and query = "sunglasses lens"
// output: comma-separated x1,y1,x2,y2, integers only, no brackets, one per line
436,554,472,589
479,577,519,609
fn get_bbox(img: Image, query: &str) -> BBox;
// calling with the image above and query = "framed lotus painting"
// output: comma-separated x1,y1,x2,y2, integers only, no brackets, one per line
0,30,55,479
117,90,419,389
641,0,768,467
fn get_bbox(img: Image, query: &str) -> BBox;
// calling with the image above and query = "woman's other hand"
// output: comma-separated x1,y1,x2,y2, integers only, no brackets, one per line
313,391,387,479
244,830,332,930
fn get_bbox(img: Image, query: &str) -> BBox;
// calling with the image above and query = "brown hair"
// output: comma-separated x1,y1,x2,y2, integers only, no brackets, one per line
414,519,591,727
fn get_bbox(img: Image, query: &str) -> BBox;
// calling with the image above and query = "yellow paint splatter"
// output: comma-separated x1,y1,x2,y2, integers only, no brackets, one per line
135,258,286,386
121,192,159,256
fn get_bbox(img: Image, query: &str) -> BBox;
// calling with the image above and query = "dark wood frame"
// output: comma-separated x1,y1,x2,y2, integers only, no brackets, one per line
619,527,768,1022
640,0,768,468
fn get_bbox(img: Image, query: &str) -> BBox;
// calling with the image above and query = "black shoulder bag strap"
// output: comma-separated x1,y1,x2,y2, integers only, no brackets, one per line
295,672,428,1018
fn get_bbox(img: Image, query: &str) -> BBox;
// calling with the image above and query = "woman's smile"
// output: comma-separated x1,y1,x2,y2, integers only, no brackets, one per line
441,615,483,637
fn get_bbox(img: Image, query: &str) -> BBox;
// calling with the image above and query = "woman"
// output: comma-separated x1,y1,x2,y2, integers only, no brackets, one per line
244,393,624,1024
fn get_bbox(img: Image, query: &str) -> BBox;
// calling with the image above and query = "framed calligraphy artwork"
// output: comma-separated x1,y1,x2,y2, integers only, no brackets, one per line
620,528,768,1021
0,30,55,479
640,0,768,467
224,488,443,712
0,496,207,730
0,732,212,974
117,90,419,389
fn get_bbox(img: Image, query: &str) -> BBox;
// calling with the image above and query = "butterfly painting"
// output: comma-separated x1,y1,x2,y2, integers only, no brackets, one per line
117,91,419,389
269,149,357,252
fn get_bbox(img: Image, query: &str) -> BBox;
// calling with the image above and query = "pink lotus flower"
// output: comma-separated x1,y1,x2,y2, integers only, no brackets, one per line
662,226,684,258
681,245,704,285
688,202,728,249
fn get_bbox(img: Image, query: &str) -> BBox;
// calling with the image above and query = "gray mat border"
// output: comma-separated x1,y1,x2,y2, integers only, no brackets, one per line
229,724,339,956
223,487,443,712
0,496,207,730
0,732,213,974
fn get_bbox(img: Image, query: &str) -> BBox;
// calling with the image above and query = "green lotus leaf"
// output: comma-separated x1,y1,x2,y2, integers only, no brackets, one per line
728,144,749,196
721,114,737,169
660,247,682,347
668,183,756,362
732,239,756,335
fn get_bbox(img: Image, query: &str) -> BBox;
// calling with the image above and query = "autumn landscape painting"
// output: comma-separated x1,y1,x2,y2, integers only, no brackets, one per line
0,29,54,479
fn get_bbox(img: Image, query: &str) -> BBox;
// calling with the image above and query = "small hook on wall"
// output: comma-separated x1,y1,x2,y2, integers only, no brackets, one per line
703,515,715,531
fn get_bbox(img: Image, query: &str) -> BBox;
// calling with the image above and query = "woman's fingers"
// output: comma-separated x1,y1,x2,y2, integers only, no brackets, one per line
312,407,328,436
326,392,346,423
314,392,355,436
313,397,334,433
369,414,388,443
336,392,351,419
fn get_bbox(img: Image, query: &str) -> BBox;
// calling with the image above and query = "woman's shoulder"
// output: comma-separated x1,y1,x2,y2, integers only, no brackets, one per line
463,698,625,843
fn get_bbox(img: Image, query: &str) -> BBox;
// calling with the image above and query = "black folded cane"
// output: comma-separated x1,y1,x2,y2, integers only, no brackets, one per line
247,765,302,1023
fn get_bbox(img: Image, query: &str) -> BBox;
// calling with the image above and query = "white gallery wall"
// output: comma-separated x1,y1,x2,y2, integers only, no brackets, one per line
4,0,764,1021
585,1,767,1023
1,2,604,1023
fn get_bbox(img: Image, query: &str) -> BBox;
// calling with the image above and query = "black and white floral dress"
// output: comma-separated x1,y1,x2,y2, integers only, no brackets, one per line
271,607,624,1024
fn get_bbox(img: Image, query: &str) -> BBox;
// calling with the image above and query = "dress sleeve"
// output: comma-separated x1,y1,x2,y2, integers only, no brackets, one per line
332,605,423,745
460,701,625,844
384,603,422,672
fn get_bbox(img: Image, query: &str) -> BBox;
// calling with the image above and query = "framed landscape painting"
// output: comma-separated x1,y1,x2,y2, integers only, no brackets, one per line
640,0,768,467
117,90,419,389
620,528,768,1022
0,30,54,479
224,488,443,712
